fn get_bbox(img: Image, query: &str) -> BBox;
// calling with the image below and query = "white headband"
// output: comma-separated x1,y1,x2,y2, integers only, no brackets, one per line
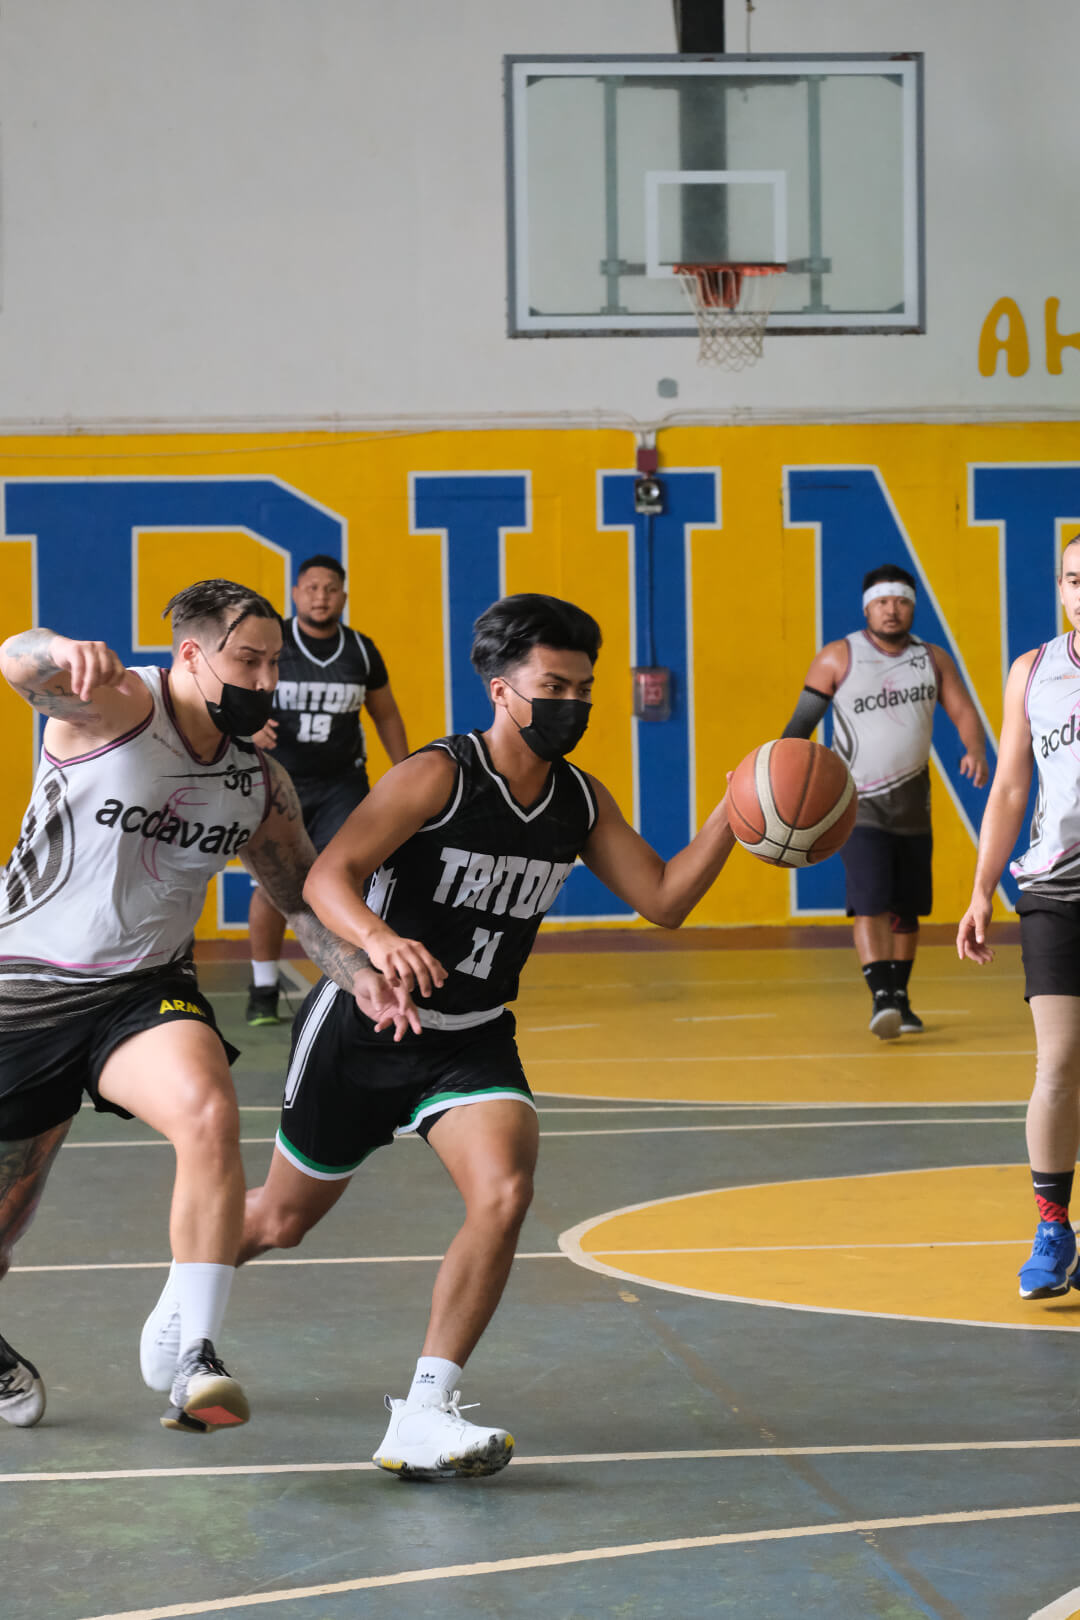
863,581,916,609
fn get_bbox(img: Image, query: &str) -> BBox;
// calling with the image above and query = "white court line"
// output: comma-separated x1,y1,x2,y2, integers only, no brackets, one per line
593,1239,1036,1255
1031,1585,1080,1620
71,1501,1080,1620
231,1102,1030,1115
9,1253,566,1274
11,1235,1046,1277
6,1436,1080,1487
539,1118,1019,1136
59,1117,1024,1151
554,974,1024,989
523,1023,600,1032
674,1013,777,1023
527,1051,1034,1064
532,1092,1029,1108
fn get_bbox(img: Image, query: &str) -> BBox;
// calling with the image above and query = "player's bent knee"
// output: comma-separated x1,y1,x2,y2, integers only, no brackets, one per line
471,1168,534,1231
171,1087,241,1157
258,1203,317,1251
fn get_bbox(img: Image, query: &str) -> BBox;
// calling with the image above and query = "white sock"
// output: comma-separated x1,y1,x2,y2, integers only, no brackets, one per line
252,960,279,988
153,1258,180,1314
407,1356,462,1407
173,1262,235,1354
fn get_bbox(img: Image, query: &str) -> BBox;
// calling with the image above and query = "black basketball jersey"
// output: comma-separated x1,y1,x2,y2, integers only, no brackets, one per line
270,617,389,782
365,731,599,1020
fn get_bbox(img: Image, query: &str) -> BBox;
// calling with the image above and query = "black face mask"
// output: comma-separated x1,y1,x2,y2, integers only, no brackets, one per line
506,684,591,761
196,655,275,738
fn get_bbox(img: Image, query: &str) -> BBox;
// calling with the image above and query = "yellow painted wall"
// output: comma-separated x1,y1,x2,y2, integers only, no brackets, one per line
0,422,1074,935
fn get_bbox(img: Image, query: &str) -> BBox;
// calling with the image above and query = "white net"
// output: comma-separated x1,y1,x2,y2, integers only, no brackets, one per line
675,264,785,370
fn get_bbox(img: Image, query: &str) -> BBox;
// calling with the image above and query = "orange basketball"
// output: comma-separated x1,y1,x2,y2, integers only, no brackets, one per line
728,738,856,868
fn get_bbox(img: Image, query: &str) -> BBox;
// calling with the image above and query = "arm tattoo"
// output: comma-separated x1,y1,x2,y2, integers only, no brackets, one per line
2,629,89,721
245,774,372,993
291,910,373,993
264,756,303,823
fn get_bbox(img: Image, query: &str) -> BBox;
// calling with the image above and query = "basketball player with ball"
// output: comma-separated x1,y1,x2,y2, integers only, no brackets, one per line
142,594,743,1481
781,564,988,1039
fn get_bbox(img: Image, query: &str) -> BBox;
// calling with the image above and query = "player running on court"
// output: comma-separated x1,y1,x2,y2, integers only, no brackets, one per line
0,580,401,1434
958,534,1080,1300
231,593,738,1479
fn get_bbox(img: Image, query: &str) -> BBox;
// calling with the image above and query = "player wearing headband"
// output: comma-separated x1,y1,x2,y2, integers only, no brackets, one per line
782,563,988,1039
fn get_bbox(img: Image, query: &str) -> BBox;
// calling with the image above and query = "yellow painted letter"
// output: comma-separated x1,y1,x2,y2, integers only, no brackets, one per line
1045,298,1080,374
978,299,1029,376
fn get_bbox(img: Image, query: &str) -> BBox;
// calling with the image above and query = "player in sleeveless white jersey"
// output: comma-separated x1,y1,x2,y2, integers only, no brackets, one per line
784,563,987,1039
959,533,1080,1299
196,593,740,1480
0,580,407,1434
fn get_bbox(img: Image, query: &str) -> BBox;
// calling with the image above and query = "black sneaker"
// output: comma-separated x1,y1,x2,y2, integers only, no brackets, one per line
869,989,902,1041
895,990,924,1033
245,982,280,1026
161,1338,250,1434
0,1331,45,1427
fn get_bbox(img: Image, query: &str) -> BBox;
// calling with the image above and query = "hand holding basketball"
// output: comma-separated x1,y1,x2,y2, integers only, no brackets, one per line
728,738,856,868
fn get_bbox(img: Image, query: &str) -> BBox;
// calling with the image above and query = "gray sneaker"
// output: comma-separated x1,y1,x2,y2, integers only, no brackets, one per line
161,1339,249,1434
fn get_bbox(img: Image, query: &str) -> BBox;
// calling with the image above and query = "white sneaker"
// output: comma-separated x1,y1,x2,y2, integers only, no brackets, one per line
0,1332,45,1428
140,1283,181,1392
373,1391,514,1480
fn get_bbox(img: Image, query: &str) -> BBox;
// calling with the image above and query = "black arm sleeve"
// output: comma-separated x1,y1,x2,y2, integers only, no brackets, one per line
781,685,832,740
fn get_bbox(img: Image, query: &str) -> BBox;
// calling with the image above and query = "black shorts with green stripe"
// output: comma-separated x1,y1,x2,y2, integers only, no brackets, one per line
275,978,535,1179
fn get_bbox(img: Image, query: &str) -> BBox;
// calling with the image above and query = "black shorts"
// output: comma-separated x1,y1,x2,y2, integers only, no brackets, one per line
0,973,238,1140
1018,895,1080,1000
276,978,534,1179
294,772,370,853
840,826,933,921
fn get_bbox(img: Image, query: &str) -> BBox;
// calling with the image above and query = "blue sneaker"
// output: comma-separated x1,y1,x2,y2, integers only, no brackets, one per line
1018,1221,1078,1299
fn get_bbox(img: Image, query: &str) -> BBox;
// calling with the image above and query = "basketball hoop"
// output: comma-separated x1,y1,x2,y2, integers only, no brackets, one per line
673,262,786,370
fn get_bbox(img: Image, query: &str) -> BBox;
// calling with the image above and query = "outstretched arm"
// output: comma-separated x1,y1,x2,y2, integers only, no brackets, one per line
0,627,147,735
935,647,989,788
956,651,1035,964
241,756,421,1035
780,640,847,738
581,778,736,929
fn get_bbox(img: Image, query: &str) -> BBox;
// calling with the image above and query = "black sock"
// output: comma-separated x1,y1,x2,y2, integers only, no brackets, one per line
1032,1169,1074,1226
891,959,913,995
861,961,892,997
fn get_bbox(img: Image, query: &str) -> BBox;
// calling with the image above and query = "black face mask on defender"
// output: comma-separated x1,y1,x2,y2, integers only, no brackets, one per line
504,683,592,761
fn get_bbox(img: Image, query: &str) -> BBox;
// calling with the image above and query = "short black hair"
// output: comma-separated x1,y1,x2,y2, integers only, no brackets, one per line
297,554,346,582
1058,533,1080,580
163,579,281,651
470,593,602,683
862,563,917,595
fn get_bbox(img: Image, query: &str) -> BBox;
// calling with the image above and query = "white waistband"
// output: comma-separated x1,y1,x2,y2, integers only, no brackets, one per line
416,1004,506,1031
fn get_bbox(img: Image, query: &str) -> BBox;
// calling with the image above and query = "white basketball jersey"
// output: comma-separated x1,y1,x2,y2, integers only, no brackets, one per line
0,666,270,1026
1011,632,1080,899
831,632,939,834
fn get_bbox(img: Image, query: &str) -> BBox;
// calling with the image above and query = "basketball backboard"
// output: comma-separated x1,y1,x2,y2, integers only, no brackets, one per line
505,55,924,337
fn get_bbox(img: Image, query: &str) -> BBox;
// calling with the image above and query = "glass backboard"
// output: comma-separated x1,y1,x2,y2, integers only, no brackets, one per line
505,55,924,336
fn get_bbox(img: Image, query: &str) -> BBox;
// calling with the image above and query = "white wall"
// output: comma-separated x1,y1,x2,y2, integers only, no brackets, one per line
0,0,1077,424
